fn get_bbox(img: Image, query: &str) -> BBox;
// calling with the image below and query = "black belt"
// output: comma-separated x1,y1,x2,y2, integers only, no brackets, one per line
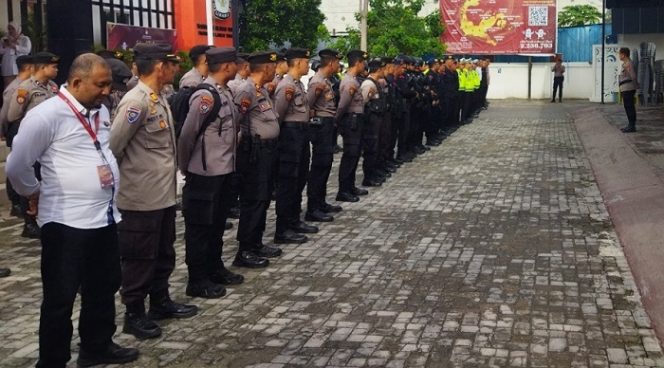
313,116,334,121
282,121,309,129
619,79,633,86
253,137,278,148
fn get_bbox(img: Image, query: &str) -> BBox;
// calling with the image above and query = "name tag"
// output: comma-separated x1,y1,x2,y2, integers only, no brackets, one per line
97,164,114,189
259,102,271,112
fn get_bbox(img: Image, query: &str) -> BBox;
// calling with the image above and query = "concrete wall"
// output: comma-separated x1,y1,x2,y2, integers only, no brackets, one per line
486,62,595,100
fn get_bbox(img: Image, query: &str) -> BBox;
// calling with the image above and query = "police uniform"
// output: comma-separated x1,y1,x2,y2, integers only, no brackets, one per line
335,50,368,202
393,56,416,162
273,48,318,244
227,53,250,92
126,75,139,90
102,57,133,121
442,56,460,128
306,49,343,221
109,42,197,340
360,58,387,186
179,48,245,297
6,52,59,239
233,51,282,268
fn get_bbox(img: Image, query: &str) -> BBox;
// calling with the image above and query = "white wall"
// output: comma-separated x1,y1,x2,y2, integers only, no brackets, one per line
487,62,595,100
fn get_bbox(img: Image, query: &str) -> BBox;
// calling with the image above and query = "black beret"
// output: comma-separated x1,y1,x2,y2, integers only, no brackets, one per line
285,48,311,60
16,55,33,68
319,48,342,60
393,55,407,65
206,47,238,65
134,42,180,63
189,45,212,61
367,58,385,70
32,52,60,64
347,49,368,62
248,51,279,64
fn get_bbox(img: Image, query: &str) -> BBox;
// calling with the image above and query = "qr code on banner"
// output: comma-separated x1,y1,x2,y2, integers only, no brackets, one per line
529,6,548,26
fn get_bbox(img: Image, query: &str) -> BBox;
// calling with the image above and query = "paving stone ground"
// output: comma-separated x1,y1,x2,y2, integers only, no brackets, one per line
1,100,663,368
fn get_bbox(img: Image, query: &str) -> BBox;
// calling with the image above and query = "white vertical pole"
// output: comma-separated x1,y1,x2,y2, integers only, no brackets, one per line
360,0,368,51
206,0,214,45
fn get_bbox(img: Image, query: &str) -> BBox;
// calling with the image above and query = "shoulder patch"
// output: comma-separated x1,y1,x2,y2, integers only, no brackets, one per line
315,86,324,98
239,97,252,114
349,86,357,97
126,106,142,124
199,95,214,114
16,89,28,104
285,86,295,101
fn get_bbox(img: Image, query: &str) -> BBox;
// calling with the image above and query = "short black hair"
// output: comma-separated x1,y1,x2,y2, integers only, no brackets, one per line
619,47,630,58
320,56,337,68
136,58,159,76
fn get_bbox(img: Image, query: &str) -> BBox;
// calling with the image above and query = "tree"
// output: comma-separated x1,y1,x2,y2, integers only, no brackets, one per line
239,0,327,52
558,5,602,27
332,0,445,57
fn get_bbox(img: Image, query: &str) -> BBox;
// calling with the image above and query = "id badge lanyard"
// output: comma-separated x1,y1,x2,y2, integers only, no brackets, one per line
57,92,116,224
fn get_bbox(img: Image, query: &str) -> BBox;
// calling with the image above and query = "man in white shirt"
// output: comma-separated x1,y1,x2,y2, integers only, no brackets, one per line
6,53,139,368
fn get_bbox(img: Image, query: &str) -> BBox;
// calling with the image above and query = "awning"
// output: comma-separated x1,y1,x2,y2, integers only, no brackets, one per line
607,0,664,8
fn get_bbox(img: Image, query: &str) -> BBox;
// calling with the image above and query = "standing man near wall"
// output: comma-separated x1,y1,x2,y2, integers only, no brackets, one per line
618,48,639,133
551,57,565,103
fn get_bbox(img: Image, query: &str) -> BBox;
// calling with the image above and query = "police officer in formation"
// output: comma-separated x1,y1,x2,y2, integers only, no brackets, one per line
1,40,492,367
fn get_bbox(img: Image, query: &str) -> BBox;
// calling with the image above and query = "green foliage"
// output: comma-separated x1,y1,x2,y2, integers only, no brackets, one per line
558,5,602,27
332,0,445,57
239,0,327,52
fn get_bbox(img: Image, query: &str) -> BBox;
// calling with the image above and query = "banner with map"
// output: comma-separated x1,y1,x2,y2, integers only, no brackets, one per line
442,0,556,55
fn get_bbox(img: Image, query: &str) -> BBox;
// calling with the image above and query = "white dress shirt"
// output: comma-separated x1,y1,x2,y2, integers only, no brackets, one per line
5,86,121,229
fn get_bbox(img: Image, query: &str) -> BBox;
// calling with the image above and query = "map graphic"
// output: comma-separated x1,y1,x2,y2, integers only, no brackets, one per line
442,0,556,55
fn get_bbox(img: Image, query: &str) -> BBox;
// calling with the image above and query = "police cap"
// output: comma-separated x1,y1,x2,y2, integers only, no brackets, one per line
237,53,250,64
32,52,60,65
16,55,33,69
248,51,279,64
206,47,239,65
367,57,385,71
134,42,180,63
382,56,394,64
319,48,342,60
393,55,407,65
285,48,311,60
189,45,212,62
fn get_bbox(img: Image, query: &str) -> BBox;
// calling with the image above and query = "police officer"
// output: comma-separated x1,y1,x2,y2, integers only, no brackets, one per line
1,54,33,218
6,51,59,239
102,56,133,121
227,53,250,91
266,51,288,97
379,57,401,173
335,49,369,202
178,47,246,298
232,51,283,268
393,56,416,163
360,58,386,187
179,45,212,88
110,42,197,340
305,49,343,222
273,48,318,244
442,56,460,129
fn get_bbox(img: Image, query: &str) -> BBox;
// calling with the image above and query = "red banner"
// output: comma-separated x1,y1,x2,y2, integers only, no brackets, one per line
441,0,556,55
106,23,176,50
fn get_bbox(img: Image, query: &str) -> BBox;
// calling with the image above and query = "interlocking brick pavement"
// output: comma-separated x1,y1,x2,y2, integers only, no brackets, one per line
0,100,662,367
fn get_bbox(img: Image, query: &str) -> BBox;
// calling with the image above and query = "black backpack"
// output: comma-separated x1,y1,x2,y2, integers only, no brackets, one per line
168,83,222,139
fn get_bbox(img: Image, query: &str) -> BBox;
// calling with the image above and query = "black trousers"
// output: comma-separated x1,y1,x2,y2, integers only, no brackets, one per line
552,76,564,101
275,124,310,232
621,90,637,127
462,92,473,122
338,114,364,192
408,105,423,149
237,141,277,250
362,112,381,179
397,109,411,157
37,223,120,368
182,174,233,282
379,112,393,164
118,206,176,307
307,117,335,212
387,110,401,160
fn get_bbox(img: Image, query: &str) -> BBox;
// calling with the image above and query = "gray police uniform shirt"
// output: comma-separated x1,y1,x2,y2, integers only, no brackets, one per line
110,80,178,211
233,78,280,140
307,71,336,118
7,77,59,123
619,61,638,92
178,76,239,176
179,68,205,89
126,75,139,90
227,74,246,93
335,72,363,121
274,74,309,123
360,78,380,104
0,76,26,132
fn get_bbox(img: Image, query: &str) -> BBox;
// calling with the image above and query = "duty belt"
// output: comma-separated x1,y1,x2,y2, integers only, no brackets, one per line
282,121,308,129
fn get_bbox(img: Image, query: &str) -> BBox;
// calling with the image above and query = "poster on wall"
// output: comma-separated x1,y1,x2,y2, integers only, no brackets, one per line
591,44,622,103
106,23,176,50
441,0,556,55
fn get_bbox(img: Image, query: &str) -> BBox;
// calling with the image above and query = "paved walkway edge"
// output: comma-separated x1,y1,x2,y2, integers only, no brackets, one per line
573,106,664,344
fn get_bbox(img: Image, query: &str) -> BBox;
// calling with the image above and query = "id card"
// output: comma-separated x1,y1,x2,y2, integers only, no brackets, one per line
97,164,114,189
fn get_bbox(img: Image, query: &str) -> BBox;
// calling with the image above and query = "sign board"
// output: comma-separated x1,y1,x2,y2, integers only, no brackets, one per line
442,0,556,55
106,23,176,50
214,0,231,19
591,44,622,103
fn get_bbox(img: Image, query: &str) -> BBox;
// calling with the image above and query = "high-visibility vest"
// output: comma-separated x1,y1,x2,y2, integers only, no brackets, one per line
457,69,468,92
